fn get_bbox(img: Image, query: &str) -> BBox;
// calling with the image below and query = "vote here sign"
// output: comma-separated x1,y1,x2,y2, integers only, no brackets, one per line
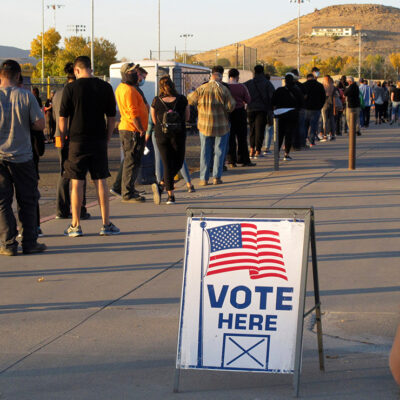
176,217,306,374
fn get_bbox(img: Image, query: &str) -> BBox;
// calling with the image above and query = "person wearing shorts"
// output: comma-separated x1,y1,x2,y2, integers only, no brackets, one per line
59,56,119,237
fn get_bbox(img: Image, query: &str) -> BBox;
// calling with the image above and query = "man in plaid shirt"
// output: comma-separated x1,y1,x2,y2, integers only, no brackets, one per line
188,68,235,185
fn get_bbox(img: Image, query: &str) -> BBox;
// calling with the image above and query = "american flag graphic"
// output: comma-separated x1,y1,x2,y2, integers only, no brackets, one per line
205,223,287,280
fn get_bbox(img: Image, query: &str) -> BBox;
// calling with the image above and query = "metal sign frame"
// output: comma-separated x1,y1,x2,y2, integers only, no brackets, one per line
174,207,324,397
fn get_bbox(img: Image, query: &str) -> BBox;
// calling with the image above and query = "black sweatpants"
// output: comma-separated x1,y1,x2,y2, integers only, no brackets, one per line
278,110,298,155
156,132,186,191
227,107,250,165
247,110,267,152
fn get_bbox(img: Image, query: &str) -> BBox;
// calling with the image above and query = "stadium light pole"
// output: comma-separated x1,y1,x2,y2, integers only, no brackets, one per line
41,0,44,81
180,33,193,64
91,0,94,74
158,0,161,60
290,0,309,73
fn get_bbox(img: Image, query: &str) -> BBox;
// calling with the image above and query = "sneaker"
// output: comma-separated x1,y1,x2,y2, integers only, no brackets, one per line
122,194,145,203
166,195,175,205
330,135,336,141
320,137,327,142
100,222,120,236
0,245,17,256
213,178,223,185
109,188,122,198
187,184,196,193
255,151,263,158
283,155,292,161
199,180,208,186
263,149,270,155
64,224,83,237
356,131,362,136
228,163,237,168
241,162,256,167
152,183,162,205
37,227,44,237
22,242,47,254
317,134,324,140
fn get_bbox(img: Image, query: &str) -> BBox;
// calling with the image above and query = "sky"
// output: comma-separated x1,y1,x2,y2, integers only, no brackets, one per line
1,0,400,61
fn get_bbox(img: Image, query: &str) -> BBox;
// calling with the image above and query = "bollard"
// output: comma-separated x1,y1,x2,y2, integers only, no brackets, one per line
273,116,279,171
348,111,356,170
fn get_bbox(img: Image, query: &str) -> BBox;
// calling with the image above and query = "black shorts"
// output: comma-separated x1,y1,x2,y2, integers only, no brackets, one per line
64,141,110,180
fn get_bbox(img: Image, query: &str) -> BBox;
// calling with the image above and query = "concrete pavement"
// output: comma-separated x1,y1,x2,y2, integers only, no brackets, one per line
0,126,400,399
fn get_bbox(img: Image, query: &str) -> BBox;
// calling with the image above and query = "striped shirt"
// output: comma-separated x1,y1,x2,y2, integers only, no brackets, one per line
188,80,235,137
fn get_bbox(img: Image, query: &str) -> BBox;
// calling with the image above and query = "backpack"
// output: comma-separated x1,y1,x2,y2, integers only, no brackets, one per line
159,97,183,134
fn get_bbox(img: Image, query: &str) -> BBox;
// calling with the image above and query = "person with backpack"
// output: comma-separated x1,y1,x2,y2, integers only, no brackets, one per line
151,76,189,204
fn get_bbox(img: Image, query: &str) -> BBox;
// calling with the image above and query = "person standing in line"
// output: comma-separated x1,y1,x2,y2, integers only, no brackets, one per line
344,76,361,136
110,65,149,198
382,81,390,122
113,63,149,203
262,74,276,155
52,62,90,220
290,69,307,150
188,70,235,185
390,81,400,125
320,75,336,142
359,78,372,128
59,56,119,237
373,81,385,124
303,73,326,146
226,68,254,167
271,73,303,160
145,114,195,195
151,76,189,204
44,90,56,143
245,65,274,159
0,59,46,255
334,80,345,136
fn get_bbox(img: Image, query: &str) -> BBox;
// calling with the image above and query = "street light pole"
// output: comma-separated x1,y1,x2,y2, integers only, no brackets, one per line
91,0,94,74
158,0,161,60
290,0,309,73
42,0,44,81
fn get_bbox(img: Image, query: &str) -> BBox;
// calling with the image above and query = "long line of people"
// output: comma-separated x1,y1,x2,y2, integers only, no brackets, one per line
2,57,399,255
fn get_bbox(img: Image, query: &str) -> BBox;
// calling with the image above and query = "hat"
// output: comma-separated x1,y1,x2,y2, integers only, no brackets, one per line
120,63,136,75
285,72,295,78
311,67,320,72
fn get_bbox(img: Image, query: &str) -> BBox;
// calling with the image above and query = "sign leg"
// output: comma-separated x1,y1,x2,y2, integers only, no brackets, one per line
173,368,181,393
310,211,325,372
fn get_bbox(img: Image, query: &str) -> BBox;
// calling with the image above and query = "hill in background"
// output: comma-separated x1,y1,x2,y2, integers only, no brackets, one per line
0,45,38,65
195,4,400,68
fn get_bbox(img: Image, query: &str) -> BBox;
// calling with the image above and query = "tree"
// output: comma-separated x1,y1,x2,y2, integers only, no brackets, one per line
30,28,61,78
30,29,118,77
389,53,400,76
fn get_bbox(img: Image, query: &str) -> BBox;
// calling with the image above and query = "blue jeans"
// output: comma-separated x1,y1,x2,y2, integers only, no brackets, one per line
391,101,400,121
264,125,273,150
304,109,321,144
151,134,191,184
199,132,229,181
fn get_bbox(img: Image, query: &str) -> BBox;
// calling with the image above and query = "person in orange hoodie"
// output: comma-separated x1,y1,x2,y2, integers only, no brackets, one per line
114,63,149,202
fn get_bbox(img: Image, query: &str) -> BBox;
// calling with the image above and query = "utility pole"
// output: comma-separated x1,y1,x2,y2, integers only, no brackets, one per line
91,0,94,74
42,0,44,81
47,4,65,30
236,43,239,69
158,0,161,60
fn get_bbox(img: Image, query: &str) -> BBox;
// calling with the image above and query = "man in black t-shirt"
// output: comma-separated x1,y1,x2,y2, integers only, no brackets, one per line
59,56,119,237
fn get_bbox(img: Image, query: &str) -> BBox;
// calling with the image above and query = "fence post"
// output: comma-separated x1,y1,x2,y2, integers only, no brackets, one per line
274,116,279,171
47,76,51,99
348,110,356,170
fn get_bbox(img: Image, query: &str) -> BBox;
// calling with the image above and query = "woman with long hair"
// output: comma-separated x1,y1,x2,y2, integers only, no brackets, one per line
151,76,189,204
321,75,336,141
